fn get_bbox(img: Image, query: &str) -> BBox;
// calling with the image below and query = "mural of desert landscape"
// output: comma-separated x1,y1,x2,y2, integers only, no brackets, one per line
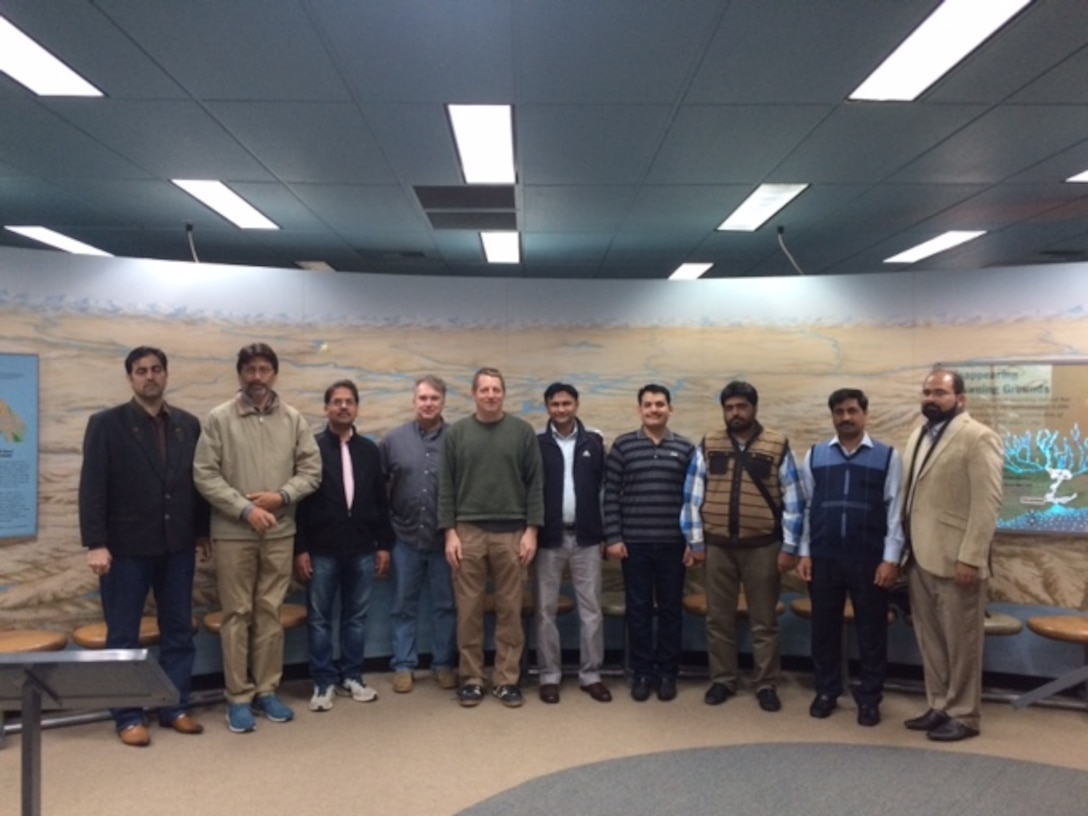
1,248,1086,675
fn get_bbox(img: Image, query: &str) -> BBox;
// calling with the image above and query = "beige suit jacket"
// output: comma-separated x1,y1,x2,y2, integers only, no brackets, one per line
904,412,1003,579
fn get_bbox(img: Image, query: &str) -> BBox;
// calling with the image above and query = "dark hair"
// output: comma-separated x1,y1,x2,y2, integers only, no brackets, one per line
324,379,359,405
719,380,758,407
929,368,966,395
472,367,505,392
415,374,447,396
236,343,279,374
828,388,868,412
637,384,671,405
124,346,167,375
544,382,579,403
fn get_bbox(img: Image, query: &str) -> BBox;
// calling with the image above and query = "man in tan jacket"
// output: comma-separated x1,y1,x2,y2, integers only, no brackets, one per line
194,343,321,733
902,369,1003,742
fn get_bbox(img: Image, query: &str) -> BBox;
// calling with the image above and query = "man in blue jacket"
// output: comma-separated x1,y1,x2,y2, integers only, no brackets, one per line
295,380,395,712
536,383,611,704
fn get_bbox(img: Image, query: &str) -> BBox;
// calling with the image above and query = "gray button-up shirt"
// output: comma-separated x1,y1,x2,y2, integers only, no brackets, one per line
380,419,446,551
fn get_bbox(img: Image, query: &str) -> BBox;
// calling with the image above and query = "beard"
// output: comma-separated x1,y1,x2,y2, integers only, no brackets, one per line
922,403,959,424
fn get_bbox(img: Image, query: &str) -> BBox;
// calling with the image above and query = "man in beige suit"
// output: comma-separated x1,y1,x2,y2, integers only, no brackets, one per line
902,369,1003,742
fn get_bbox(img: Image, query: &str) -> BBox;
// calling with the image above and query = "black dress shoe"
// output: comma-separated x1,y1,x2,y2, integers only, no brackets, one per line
904,709,949,732
631,677,652,702
657,677,677,701
756,687,781,712
808,694,837,719
926,719,979,742
704,683,732,706
538,683,560,704
857,704,881,727
579,682,612,702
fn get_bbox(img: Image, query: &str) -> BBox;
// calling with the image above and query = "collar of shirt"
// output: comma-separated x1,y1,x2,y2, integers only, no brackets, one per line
635,427,674,443
924,419,949,441
415,419,444,440
235,389,280,416
830,432,873,453
549,420,578,442
130,397,170,419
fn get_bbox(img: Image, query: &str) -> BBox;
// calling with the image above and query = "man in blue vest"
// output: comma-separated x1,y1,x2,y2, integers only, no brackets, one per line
798,388,905,727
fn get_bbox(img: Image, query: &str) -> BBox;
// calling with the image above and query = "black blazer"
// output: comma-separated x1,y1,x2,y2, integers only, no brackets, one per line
296,427,395,558
78,400,210,557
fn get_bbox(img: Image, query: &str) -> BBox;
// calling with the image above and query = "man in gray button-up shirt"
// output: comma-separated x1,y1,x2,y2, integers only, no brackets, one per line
379,375,458,693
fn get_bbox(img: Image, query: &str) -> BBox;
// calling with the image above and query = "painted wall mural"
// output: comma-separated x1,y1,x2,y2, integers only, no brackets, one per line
1,247,1086,637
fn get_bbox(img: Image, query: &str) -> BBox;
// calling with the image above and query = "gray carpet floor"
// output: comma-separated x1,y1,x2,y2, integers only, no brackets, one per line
459,742,1088,816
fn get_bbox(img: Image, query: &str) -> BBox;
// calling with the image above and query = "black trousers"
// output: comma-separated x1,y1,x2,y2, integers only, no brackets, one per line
809,555,889,705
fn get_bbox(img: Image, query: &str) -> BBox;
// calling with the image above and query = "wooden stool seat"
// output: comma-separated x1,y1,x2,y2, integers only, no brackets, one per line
0,630,68,653
1026,615,1088,645
600,591,626,618
203,603,308,635
790,597,897,625
72,616,177,649
483,593,574,617
683,592,786,617
984,611,1024,637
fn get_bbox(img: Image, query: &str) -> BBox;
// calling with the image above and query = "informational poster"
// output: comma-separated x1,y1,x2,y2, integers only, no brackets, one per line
960,362,1088,535
0,353,38,538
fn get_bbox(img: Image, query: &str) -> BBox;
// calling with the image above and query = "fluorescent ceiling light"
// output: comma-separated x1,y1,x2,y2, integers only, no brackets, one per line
669,262,713,281
172,180,278,230
0,16,103,96
884,230,986,264
296,261,336,272
448,104,516,184
1066,169,1088,183
5,226,111,256
849,0,1032,102
481,231,520,264
717,184,808,232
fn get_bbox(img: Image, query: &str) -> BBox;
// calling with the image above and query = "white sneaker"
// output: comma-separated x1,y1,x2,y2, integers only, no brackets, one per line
309,684,335,712
338,677,378,702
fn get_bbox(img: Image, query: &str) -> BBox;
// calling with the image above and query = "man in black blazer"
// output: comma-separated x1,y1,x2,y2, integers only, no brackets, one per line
295,379,395,712
79,346,210,747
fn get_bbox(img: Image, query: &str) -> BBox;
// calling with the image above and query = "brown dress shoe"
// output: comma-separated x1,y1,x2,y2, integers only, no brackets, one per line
579,682,612,702
118,723,151,747
539,683,560,704
162,713,204,735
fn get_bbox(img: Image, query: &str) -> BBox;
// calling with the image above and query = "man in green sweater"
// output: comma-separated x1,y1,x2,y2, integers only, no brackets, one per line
440,367,544,708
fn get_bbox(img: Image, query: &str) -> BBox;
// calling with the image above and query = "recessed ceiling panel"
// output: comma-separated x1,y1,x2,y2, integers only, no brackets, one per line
311,0,514,103
522,186,636,232
416,185,516,210
515,0,724,104
646,105,831,184
95,0,350,101
290,185,424,236
207,102,395,184
427,211,517,230
519,105,673,184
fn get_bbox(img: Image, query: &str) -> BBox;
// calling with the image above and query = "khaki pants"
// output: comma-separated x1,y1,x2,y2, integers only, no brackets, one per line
452,523,526,688
908,563,986,729
705,543,782,691
215,536,294,703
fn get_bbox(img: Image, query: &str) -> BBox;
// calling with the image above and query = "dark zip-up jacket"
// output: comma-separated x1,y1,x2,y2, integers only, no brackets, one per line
538,419,605,549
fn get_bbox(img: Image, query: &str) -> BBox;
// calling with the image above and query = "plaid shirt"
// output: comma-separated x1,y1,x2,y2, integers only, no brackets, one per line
680,442,804,554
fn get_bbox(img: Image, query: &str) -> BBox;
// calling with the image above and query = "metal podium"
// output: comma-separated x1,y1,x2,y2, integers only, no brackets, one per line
0,649,178,816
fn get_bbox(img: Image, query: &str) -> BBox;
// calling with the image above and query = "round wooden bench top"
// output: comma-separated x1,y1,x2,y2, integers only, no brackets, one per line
790,597,897,625
0,630,69,653
72,616,178,649
482,593,574,616
203,603,308,634
1027,615,1088,644
683,592,786,618
600,591,626,617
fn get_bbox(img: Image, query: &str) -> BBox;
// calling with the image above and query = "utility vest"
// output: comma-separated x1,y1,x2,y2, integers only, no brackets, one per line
701,424,788,548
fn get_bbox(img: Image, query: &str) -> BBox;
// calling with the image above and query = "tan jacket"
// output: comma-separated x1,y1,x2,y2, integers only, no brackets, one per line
193,393,321,540
904,412,1003,578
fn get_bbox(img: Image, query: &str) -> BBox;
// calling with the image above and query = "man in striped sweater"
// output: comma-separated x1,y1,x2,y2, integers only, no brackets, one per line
604,384,696,702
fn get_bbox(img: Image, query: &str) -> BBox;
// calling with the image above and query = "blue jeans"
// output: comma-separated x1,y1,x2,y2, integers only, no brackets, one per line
621,543,686,681
306,553,375,687
99,549,196,730
390,542,457,673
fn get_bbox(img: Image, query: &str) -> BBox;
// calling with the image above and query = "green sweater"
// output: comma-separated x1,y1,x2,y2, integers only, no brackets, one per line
438,413,544,530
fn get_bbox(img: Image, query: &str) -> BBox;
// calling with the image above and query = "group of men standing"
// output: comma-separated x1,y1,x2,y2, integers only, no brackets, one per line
79,345,1002,746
